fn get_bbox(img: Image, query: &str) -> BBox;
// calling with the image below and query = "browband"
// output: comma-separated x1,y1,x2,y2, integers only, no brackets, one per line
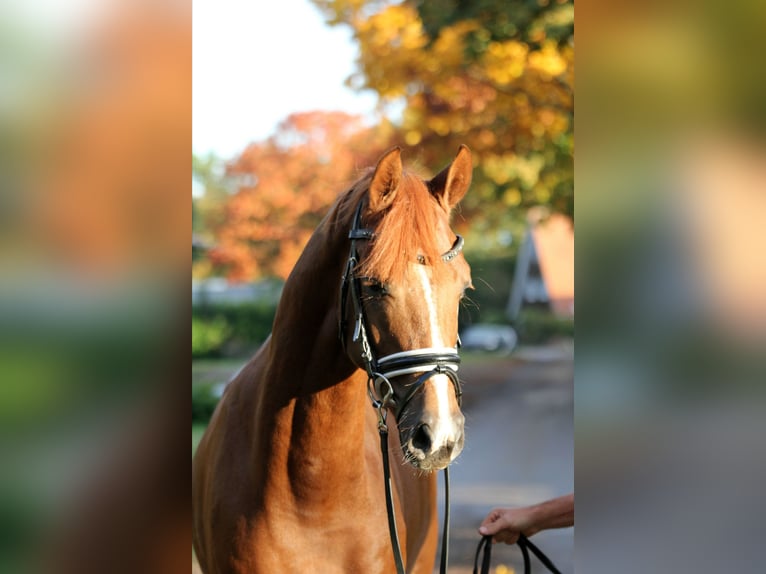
351,229,464,265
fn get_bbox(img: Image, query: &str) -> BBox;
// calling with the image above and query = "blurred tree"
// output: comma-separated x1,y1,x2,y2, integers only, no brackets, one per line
192,153,232,276
193,154,230,236
311,0,573,240
209,111,394,280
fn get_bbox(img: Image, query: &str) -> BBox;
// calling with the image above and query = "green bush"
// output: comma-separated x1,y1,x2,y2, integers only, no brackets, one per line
514,308,574,344
192,316,231,358
210,302,276,346
192,384,219,423
192,302,277,358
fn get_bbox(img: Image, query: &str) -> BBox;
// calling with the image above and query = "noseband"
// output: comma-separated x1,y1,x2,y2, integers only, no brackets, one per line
338,200,464,574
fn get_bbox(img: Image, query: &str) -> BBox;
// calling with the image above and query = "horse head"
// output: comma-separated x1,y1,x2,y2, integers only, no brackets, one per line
341,146,473,472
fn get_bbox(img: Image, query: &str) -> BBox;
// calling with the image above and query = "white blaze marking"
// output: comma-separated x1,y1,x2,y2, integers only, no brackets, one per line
416,265,443,348
416,266,453,448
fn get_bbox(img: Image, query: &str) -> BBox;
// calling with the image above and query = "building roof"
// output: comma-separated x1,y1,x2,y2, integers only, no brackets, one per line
530,213,574,317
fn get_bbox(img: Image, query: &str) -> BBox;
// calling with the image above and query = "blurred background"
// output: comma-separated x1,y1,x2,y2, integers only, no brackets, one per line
576,1,766,572
1,1,190,573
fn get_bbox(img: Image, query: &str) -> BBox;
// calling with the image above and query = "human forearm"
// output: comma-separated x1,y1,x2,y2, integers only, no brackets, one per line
525,493,574,535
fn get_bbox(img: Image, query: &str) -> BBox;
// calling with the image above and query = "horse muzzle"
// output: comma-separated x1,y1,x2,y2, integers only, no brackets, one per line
402,412,465,471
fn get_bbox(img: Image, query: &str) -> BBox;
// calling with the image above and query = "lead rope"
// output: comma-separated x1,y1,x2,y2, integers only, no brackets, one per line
377,407,453,574
440,466,451,574
378,417,406,574
473,533,562,574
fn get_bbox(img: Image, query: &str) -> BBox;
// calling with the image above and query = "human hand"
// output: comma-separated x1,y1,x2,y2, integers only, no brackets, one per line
478,507,535,545
477,494,574,544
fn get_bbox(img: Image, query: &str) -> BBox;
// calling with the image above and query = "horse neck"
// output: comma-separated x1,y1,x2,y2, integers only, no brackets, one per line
257,216,375,489
266,213,361,400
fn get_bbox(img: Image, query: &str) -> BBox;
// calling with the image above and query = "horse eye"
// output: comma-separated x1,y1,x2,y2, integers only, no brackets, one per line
364,278,389,297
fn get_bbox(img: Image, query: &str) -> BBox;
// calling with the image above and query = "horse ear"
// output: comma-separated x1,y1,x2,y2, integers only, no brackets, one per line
368,146,402,213
429,144,472,209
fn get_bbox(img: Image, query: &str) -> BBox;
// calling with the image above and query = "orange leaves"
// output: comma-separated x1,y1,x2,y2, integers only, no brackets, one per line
484,40,529,84
208,111,392,281
528,40,569,78
354,4,430,97
311,0,574,230
360,4,426,50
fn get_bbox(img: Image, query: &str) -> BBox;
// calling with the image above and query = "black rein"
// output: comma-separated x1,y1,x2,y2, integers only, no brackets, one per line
473,534,562,574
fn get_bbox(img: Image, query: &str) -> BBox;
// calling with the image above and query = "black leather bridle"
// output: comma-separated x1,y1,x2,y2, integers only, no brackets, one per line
338,200,465,574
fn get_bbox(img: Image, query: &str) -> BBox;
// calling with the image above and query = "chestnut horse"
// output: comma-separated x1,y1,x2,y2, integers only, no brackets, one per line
192,146,473,574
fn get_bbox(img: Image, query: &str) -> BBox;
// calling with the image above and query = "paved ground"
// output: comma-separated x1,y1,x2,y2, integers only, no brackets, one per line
441,343,574,573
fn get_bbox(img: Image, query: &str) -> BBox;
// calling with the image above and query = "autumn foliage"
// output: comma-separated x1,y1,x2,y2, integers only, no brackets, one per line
199,0,573,281
312,0,574,222
208,112,394,280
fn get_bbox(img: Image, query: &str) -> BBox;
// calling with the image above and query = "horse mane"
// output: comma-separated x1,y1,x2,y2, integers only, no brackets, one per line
329,169,454,283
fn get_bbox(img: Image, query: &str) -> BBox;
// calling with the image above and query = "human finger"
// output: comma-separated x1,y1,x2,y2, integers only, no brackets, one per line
478,508,509,533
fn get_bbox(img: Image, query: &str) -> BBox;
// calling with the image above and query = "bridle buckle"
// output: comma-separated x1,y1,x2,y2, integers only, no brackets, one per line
368,374,394,432
367,373,394,408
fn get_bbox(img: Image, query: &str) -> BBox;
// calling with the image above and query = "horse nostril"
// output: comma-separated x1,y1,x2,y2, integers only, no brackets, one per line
411,423,433,453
